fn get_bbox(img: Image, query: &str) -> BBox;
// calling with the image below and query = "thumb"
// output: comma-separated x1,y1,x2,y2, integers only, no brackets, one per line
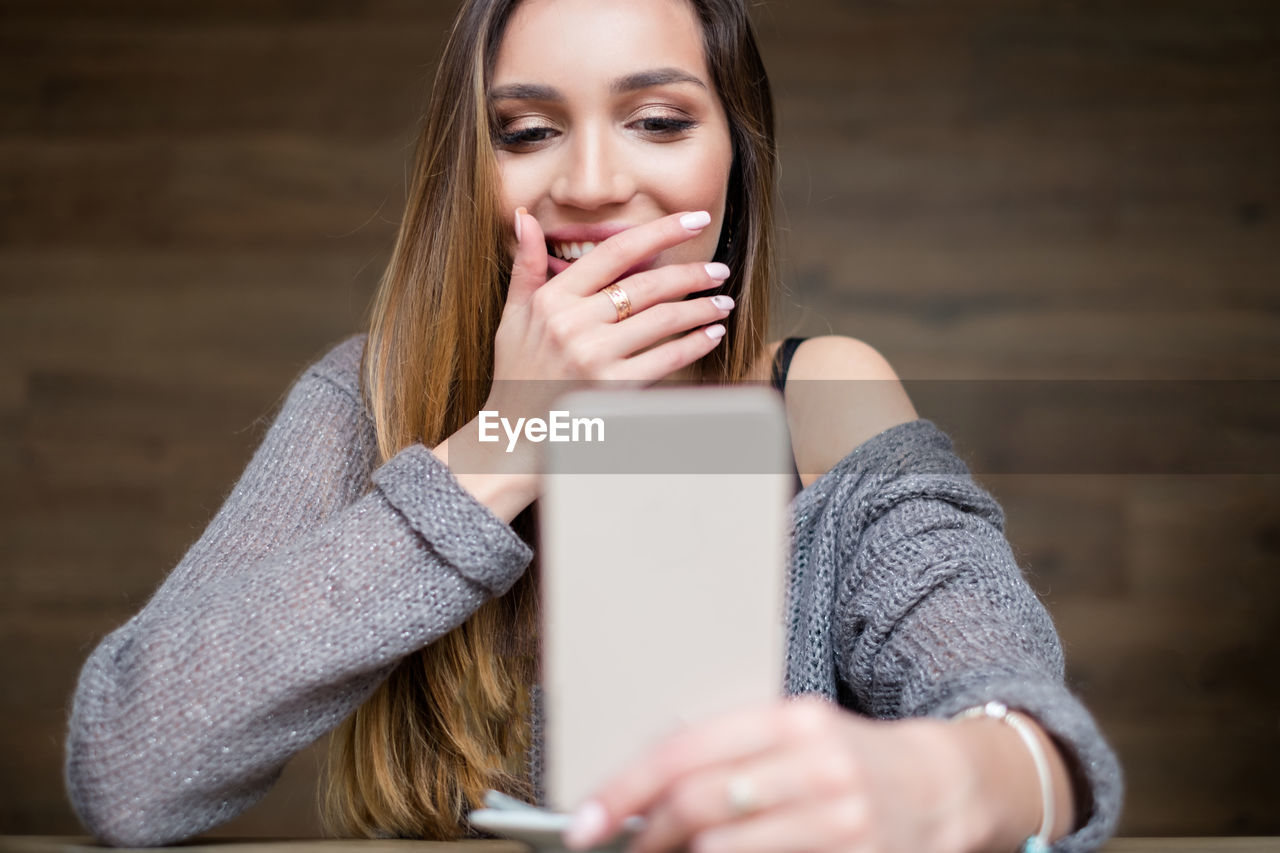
508,206,548,308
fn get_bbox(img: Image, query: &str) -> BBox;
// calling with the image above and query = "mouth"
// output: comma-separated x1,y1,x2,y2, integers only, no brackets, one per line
540,223,658,279
545,243,657,281
547,240,599,263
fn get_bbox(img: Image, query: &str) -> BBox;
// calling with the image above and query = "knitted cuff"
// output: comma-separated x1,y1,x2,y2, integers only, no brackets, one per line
372,443,534,596
926,677,1124,853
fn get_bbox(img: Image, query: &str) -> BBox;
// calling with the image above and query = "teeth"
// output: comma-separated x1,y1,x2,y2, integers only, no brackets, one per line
551,241,597,261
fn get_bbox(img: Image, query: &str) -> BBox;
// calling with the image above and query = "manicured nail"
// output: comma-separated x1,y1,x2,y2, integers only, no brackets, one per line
680,210,711,230
705,324,727,340
711,295,734,311
515,206,526,241
705,262,731,281
564,800,607,850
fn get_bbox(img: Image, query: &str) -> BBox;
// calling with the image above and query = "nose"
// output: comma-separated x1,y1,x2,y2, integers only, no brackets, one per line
549,125,636,210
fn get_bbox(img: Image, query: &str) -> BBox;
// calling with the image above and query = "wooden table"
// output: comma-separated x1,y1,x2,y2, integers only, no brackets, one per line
6,838,1280,853
3,839,1280,853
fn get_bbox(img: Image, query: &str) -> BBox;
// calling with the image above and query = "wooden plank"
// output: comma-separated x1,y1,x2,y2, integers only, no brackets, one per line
0,0,445,22
1054,598,1280,720
777,235,1280,314
0,139,407,248
792,309,1280,380
978,475,1130,598
1104,721,1280,835
0,249,380,387
0,19,447,138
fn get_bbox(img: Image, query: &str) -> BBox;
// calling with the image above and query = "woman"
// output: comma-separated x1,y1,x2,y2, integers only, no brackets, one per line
65,0,1122,850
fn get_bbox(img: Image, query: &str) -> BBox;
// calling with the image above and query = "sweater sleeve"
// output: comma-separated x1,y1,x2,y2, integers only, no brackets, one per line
64,338,534,847
822,420,1122,853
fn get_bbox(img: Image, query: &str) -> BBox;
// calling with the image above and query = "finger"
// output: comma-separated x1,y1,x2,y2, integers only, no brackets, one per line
632,740,859,853
602,295,733,360
565,701,804,850
508,207,548,308
558,210,713,298
689,795,873,853
590,261,731,325
604,324,726,383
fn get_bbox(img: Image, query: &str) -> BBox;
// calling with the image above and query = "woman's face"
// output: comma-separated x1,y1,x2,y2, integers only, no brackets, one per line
491,0,734,278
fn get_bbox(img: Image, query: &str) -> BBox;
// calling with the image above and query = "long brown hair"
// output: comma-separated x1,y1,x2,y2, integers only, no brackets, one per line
324,0,778,838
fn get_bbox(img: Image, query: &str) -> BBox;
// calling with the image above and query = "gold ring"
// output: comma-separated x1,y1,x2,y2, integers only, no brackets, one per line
725,775,760,818
601,283,632,322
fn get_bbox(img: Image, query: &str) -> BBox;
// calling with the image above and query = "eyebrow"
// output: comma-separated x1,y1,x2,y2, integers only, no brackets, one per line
488,67,707,102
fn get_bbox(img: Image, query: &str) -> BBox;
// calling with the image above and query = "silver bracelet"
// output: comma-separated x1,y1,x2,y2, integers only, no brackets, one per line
953,700,1054,853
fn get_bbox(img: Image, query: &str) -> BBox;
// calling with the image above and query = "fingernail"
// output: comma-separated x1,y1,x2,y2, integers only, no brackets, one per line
564,800,607,850
705,262,731,281
705,324,727,340
680,210,711,230
711,295,734,311
515,206,526,241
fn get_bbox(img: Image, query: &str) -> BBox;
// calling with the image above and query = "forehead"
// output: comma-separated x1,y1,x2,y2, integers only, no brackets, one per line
494,0,709,86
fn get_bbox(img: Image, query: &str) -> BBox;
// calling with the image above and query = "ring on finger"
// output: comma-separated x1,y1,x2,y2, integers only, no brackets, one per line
725,774,761,818
601,283,632,322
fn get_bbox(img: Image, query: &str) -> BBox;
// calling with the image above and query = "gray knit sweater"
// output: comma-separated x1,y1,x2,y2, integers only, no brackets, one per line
65,335,1122,850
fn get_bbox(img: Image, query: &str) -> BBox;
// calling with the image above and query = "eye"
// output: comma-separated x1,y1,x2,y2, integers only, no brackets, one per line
494,119,558,149
632,114,699,137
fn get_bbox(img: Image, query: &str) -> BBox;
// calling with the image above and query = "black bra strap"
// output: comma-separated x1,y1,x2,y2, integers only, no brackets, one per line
770,337,807,394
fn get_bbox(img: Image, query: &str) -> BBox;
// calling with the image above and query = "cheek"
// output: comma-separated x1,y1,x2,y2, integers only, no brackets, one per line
496,156,541,211
645,144,731,212
645,144,732,261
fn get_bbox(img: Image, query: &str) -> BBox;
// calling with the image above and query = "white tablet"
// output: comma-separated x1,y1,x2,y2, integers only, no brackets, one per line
537,386,792,812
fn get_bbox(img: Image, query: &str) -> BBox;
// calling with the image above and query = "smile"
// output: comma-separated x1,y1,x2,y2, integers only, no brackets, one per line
549,240,598,262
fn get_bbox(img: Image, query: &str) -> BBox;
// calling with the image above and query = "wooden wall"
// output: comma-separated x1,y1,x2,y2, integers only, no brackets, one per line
2,0,1277,839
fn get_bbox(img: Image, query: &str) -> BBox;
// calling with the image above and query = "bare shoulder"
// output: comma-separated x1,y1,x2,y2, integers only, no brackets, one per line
780,335,919,487
787,335,904,382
